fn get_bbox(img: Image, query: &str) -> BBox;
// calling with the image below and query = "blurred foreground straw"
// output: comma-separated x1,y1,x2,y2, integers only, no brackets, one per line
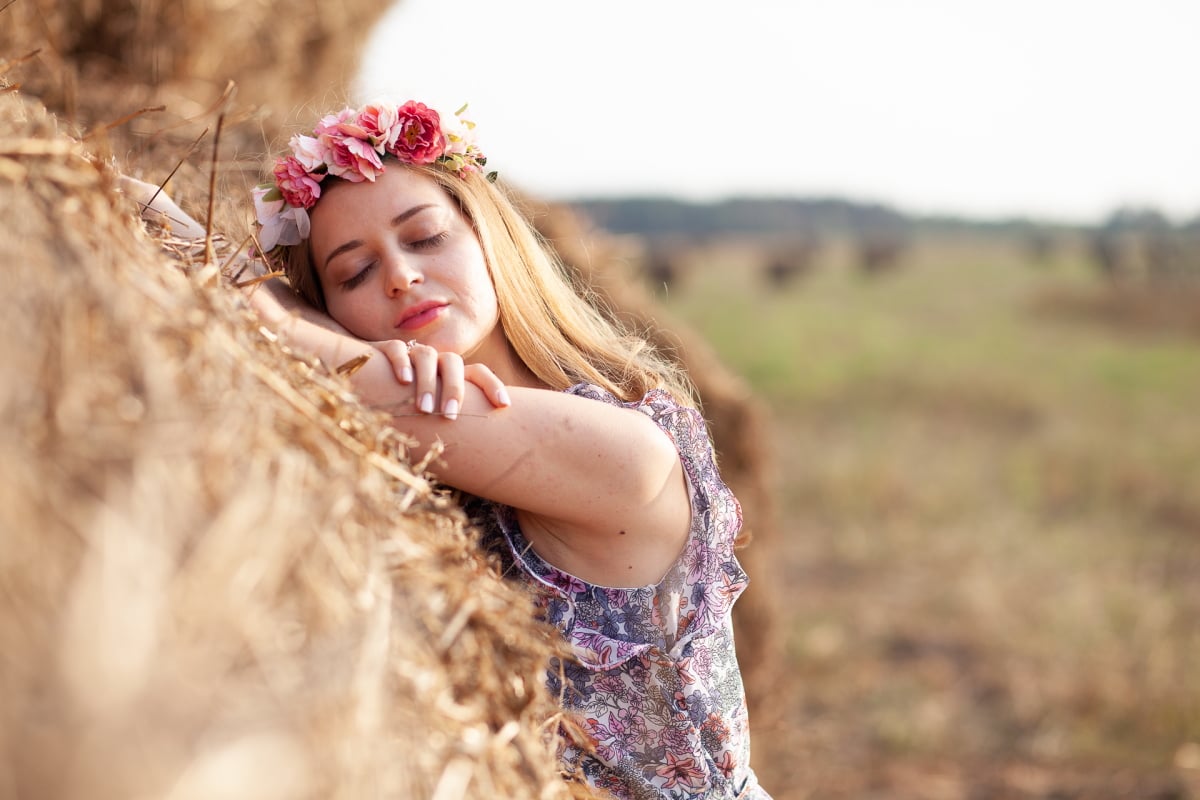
0,88,594,800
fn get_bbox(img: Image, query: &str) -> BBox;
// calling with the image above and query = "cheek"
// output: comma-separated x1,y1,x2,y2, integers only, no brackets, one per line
324,292,372,336
464,254,498,309
472,270,500,321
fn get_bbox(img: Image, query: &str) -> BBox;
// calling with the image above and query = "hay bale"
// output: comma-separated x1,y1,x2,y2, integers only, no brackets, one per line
0,90,592,800
0,0,390,131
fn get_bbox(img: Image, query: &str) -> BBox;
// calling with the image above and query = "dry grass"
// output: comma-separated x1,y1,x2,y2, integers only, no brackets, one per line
0,0,391,138
660,230,1200,798
0,88,604,800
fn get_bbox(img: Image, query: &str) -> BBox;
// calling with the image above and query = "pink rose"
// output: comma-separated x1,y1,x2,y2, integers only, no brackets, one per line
288,134,328,172
386,101,446,164
357,103,400,150
324,134,384,182
272,156,323,208
314,107,369,141
314,108,384,181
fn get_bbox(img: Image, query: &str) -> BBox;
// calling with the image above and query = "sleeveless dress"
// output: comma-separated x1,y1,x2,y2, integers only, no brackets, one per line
470,383,771,800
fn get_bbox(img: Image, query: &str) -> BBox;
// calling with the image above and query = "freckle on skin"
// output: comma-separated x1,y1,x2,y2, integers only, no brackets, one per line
618,530,627,535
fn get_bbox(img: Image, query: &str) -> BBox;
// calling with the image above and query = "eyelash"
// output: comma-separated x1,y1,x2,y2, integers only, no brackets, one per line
338,232,449,291
412,231,449,250
341,264,373,290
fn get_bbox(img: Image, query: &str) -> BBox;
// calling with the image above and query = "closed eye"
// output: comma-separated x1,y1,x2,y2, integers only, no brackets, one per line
410,231,449,250
341,262,374,290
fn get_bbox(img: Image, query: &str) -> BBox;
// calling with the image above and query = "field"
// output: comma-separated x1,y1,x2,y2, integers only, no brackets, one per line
658,231,1200,798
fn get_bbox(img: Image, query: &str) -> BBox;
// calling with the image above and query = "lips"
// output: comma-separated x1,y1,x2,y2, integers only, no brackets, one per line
395,300,447,331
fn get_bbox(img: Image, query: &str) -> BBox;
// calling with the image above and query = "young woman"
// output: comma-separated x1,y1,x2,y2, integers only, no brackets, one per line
246,100,770,800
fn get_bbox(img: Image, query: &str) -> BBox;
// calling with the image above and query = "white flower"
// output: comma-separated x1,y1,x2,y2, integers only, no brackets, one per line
253,185,310,251
442,110,479,158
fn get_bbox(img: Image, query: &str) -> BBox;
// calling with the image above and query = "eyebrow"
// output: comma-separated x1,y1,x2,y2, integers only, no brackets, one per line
321,203,438,271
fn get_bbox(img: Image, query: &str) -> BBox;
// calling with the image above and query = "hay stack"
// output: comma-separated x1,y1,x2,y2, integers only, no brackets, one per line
0,89,587,800
3,0,783,790
0,0,391,132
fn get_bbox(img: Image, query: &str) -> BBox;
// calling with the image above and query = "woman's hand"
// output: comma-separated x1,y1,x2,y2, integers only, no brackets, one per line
240,281,511,421
373,340,511,420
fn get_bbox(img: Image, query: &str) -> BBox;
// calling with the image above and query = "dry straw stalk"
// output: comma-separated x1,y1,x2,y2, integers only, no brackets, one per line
0,89,597,800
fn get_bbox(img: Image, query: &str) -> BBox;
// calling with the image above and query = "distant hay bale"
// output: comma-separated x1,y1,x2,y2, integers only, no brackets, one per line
0,90,595,800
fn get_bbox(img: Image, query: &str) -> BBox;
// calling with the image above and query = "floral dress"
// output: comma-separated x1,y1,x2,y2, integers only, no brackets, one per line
471,384,771,800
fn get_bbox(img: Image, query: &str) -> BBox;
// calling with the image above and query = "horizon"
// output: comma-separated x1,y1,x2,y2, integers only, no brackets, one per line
556,192,1195,229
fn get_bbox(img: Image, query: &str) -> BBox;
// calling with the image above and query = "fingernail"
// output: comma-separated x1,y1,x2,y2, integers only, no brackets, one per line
401,366,413,383
419,392,434,414
496,388,511,407
443,398,459,420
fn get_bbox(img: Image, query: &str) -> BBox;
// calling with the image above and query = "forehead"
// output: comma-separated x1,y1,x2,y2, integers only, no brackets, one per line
313,166,447,222
308,166,453,256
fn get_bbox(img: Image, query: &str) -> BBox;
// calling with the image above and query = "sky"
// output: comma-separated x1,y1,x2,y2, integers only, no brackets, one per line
358,0,1200,225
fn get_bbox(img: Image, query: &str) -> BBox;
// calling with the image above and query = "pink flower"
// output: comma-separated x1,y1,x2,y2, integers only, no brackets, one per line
358,103,400,150
690,645,713,677
272,156,323,209
700,713,731,743
654,752,707,791
387,100,446,164
254,99,488,249
614,707,653,748
314,107,369,141
675,656,696,686
585,717,622,762
287,134,328,172
315,108,384,181
716,569,747,605
325,134,384,182
556,573,587,596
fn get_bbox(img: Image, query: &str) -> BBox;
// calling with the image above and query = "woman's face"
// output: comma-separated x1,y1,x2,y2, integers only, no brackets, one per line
309,167,507,365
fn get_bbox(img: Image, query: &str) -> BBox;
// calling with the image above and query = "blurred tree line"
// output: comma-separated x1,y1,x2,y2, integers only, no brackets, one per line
569,197,1200,291
571,196,910,238
571,196,913,289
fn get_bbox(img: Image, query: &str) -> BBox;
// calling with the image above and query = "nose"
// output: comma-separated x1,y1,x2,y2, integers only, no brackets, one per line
383,252,422,296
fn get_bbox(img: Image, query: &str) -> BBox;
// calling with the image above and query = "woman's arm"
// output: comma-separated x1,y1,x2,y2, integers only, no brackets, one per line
434,381,691,589
263,299,690,587
117,176,684,586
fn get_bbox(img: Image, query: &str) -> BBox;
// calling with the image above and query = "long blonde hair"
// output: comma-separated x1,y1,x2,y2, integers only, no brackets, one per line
279,162,697,407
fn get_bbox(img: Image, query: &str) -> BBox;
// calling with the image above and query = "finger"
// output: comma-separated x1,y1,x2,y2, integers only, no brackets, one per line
376,339,414,384
410,343,438,414
437,352,465,420
464,363,512,408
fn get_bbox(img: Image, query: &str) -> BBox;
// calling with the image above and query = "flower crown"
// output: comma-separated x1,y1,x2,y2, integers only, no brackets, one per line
253,100,492,253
